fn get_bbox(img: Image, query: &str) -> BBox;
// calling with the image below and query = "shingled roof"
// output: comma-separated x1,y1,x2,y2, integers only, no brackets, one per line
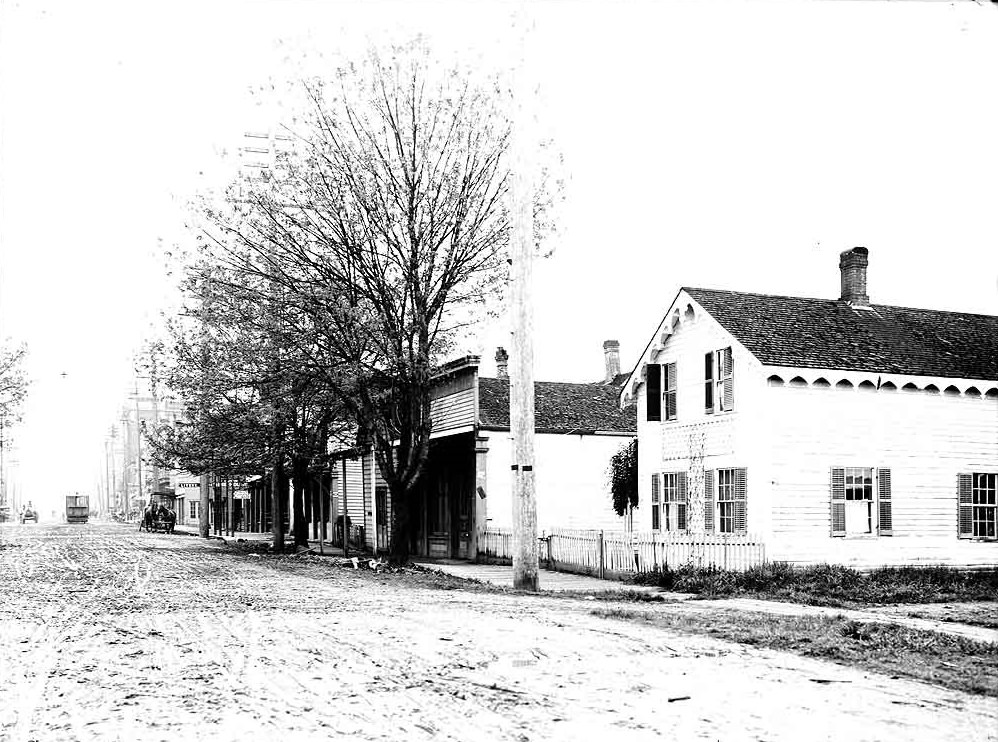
478,377,636,433
685,287,998,380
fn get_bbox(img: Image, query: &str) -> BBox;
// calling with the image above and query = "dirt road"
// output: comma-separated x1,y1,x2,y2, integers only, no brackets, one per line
1,523,994,741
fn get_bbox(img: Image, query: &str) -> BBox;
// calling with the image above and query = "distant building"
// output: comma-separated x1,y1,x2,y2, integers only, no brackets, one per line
331,344,637,558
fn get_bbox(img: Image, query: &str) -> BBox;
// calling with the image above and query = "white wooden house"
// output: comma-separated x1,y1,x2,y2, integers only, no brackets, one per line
332,345,636,558
621,247,998,567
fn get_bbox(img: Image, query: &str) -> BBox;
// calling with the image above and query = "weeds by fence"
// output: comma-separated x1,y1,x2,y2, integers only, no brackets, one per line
477,527,766,577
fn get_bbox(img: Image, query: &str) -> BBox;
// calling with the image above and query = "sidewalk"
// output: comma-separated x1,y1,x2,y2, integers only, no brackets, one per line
414,560,663,595
172,524,368,554
412,559,998,644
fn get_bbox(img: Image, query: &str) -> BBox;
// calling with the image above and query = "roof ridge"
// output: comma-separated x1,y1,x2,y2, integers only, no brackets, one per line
479,376,618,388
682,287,997,380
683,286,998,320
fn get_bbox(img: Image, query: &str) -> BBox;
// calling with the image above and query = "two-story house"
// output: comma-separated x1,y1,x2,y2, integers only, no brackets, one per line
620,247,998,567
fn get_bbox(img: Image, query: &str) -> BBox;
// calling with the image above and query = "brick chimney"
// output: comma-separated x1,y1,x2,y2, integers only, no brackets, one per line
495,347,509,379
839,247,870,307
603,340,621,382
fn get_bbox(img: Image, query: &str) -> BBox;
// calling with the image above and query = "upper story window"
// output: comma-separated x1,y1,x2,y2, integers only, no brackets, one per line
664,362,677,421
646,362,677,422
705,346,734,413
646,364,661,422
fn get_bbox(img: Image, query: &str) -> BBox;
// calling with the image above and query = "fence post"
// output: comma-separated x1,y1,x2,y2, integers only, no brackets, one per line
547,533,553,569
598,530,605,580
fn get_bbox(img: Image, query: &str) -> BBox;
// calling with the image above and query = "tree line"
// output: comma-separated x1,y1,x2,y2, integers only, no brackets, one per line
146,45,557,562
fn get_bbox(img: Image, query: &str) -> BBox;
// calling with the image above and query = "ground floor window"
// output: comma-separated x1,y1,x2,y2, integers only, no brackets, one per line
650,472,686,532
705,468,747,534
190,501,198,520
960,472,997,540
650,474,661,531
831,467,891,537
662,472,687,532
844,467,874,534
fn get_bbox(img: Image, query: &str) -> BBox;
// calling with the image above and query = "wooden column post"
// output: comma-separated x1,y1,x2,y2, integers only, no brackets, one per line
318,472,325,556
472,436,490,562
341,459,349,557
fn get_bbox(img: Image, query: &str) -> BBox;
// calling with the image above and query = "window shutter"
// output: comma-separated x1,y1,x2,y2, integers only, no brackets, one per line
651,474,661,531
665,362,677,420
877,468,892,536
722,347,734,411
677,472,688,531
704,352,714,413
830,467,846,537
704,469,715,533
734,467,747,533
646,364,662,422
958,473,973,538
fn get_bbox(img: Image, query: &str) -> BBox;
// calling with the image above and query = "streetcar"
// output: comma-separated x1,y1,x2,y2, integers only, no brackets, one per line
66,494,89,524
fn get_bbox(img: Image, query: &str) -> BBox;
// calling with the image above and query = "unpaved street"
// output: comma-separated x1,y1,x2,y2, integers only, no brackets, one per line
1,524,994,742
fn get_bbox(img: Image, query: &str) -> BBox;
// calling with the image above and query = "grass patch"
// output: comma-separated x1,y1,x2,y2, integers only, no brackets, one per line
631,562,998,607
555,589,666,603
901,606,998,630
592,606,998,696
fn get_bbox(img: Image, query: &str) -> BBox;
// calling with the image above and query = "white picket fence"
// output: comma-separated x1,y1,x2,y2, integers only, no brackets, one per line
477,527,766,577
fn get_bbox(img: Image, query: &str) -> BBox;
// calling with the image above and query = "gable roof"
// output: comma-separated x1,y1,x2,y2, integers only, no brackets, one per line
685,287,998,380
478,377,636,434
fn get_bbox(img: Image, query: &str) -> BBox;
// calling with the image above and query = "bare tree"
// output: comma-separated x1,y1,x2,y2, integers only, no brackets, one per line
0,340,28,423
197,43,558,562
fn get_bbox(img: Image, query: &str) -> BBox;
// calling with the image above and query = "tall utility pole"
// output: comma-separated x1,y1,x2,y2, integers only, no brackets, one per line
509,6,539,592
120,412,131,516
108,426,117,516
134,382,144,514
150,377,161,497
104,439,111,518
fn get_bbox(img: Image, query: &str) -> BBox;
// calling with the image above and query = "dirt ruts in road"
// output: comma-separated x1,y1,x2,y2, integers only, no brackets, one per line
1,524,995,742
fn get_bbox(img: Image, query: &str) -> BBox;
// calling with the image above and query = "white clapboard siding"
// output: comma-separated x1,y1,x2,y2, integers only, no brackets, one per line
764,382,998,564
361,453,372,551
342,457,365,525
429,388,475,434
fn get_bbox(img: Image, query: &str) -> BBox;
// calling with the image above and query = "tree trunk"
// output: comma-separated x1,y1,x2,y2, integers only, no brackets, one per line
271,458,286,552
199,473,210,538
291,456,310,548
388,480,410,565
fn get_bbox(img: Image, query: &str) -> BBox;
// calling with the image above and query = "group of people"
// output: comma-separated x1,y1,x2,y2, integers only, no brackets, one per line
140,502,176,533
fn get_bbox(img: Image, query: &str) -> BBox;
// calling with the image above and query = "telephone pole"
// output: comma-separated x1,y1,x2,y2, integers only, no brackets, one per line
134,381,144,514
509,6,539,592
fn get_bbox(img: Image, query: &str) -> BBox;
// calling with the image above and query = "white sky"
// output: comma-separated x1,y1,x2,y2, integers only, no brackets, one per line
1,0,996,511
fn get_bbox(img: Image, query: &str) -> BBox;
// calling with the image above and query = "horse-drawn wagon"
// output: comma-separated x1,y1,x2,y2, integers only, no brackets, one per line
140,493,177,534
